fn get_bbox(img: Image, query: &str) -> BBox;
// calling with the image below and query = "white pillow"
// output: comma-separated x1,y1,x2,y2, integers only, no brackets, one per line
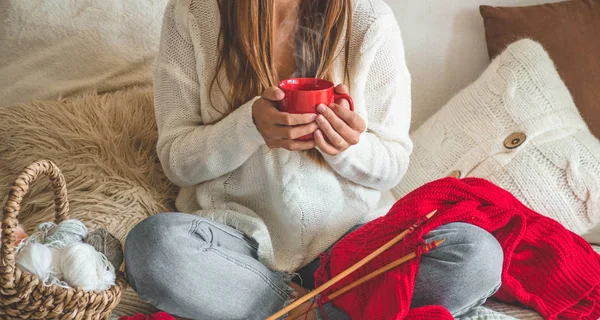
393,39,600,241
0,0,168,107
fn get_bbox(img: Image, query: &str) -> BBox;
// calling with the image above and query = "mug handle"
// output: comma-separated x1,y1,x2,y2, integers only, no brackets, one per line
333,94,354,111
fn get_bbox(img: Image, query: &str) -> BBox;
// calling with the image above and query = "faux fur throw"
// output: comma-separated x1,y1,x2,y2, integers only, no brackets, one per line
0,86,175,317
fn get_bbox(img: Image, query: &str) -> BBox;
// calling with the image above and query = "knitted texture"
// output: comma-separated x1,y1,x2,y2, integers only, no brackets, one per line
392,39,600,241
153,0,412,271
119,312,175,320
315,177,600,320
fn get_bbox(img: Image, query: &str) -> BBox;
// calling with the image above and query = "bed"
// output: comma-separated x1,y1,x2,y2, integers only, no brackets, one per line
0,0,598,319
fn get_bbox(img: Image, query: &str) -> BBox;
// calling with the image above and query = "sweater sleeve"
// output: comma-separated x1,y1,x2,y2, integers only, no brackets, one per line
321,13,413,191
153,1,265,187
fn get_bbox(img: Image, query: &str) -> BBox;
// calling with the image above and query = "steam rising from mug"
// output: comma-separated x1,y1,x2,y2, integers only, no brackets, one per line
274,4,327,78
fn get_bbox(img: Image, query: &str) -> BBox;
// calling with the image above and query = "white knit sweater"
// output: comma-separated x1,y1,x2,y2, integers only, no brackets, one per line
153,0,412,271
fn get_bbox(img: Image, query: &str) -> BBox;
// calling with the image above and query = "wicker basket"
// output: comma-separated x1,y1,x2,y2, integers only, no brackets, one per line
0,160,126,320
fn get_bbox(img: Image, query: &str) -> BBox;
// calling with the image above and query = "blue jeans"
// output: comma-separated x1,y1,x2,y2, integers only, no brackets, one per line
125,212,503,320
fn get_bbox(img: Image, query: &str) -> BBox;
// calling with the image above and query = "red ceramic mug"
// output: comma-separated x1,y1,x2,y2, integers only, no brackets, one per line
278,78,354,141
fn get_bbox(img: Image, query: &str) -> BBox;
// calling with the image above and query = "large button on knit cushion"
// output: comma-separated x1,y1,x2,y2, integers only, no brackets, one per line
0,86,177,317
392,39,600,242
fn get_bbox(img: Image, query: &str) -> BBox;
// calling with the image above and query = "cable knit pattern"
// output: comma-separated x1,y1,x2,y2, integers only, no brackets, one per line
392,39,600,240
153,0,412,271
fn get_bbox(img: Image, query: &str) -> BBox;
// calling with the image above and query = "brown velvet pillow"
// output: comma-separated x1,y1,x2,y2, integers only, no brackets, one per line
480,0,600,139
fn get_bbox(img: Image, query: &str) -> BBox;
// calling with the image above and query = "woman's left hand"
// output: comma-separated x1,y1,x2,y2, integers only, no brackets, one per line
314,84,366,156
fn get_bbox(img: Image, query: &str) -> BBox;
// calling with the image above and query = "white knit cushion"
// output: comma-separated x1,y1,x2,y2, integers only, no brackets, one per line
393,39,600,240
0,0,168,107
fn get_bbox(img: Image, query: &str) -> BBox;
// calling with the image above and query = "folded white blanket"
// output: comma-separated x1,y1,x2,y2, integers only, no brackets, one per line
0,0,168,107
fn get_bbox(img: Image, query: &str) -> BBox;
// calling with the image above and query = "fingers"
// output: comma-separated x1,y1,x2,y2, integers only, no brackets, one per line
256,85,363,154
328,103,366,133
334,84,349,94
254,98,316,126
334,84,351,109
316,113,348,149
254,92,318,151
262,87,285,102
317,104,360,145
314,130,340,156
274,112,318,126
270,122,319,140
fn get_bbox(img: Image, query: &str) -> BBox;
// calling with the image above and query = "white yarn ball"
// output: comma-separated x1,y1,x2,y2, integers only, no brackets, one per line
102,267,116,289
60,243,115,291
48,248,63,283
45,220,88,249
16,243,52,282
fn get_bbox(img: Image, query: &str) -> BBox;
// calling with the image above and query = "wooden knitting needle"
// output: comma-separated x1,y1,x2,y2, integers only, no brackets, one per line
266,210,438,320
285,239,446,320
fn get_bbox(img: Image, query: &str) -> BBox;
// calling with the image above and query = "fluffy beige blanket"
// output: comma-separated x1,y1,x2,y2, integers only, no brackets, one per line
0,86,177,317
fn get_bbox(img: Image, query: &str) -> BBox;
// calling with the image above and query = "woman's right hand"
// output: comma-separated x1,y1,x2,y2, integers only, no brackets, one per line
253,87,318,151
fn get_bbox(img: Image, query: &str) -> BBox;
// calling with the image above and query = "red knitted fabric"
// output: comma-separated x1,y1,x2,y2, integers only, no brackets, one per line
119,312,175,320
314,178,600,320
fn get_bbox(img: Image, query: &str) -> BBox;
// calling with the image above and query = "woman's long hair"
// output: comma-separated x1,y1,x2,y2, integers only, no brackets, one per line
210,0,352,163
211,0,352,110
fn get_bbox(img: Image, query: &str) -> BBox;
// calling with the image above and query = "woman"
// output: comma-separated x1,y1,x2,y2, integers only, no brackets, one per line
125,0,503,319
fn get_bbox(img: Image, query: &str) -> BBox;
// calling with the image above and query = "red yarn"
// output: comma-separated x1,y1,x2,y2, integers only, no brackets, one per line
119,312,175,320
314,178,600,320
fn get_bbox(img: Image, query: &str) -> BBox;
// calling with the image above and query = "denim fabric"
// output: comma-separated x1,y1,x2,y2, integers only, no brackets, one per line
125,213,502,319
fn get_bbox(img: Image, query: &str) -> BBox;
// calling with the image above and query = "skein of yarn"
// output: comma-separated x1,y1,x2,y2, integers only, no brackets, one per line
16,243,52,282
18,222,56,248
85,228,124,269
45,220,88,248
60,243,116,291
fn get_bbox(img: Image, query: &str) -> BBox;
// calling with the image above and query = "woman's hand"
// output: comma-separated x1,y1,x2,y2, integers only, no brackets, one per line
314,84,366,156
253,87,319,151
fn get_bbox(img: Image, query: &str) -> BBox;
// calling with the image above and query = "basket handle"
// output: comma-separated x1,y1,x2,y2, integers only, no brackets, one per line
1,160,70,288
